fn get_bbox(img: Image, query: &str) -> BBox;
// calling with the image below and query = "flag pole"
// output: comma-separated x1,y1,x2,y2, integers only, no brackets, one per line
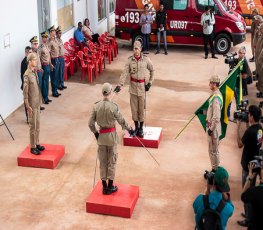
174,114,196,141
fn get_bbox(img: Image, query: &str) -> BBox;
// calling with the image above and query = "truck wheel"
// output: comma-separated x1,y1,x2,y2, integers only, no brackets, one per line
214,34,231,55
132,33,143,47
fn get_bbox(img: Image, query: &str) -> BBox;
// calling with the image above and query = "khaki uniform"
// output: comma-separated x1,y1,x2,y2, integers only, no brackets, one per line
257,43,263,92
206,89,223,170
39,43,51,64
33,50,42,71
89,98,130,180
23,68,42,148
57,38,65,57
48,37,59,58
119,55,154,122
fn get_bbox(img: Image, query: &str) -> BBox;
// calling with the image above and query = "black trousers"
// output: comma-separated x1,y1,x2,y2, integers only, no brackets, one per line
204,33,215,56
92,33,100,44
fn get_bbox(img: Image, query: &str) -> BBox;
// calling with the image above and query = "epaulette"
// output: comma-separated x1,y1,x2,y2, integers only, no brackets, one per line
23,69,30,77
94,100,100,104
128,55,133,59
143,54,148,57
112,102,119,111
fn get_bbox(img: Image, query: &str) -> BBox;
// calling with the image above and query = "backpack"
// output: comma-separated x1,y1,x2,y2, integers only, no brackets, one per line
198,195,226,230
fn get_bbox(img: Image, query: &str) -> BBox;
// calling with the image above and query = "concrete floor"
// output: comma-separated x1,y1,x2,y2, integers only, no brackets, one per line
0,34,260,230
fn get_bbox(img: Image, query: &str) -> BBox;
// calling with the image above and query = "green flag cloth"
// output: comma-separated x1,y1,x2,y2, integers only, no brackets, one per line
194,61,243,140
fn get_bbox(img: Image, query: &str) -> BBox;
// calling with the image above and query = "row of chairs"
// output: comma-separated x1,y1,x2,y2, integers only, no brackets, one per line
63,32,119,83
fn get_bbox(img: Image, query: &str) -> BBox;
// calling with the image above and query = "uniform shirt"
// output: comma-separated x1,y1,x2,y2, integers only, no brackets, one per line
140,13,153,34
241,123,263,171
74,29,85,43
48,37,59,58
57,38,65,57
206,89,223,138
23,68,42,109
33,50,42,70
251,18,256,37
200,12,215,35
20,57,27,90
241,184,263,230
156,10,167,30
39,43,51,64
119,54,154,97
193,190,234,230
89,98,130,146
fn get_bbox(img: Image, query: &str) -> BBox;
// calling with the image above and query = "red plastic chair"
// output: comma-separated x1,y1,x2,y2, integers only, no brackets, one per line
83,46,99,77
64,42,78,73
64,56,71,81
98,37,113,64
104,32,118,57
77,51,94,83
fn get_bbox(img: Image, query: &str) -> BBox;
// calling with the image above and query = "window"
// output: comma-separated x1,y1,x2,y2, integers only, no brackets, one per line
57,0,74,32
109,0,116,13
173,0,188,10
196,0,215,10
98,0,106,21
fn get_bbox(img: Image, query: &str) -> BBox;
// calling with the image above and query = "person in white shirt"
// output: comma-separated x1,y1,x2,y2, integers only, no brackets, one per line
201,6,218,59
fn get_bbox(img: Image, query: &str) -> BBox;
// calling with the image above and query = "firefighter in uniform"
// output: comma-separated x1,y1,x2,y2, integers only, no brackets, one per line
89,83,135,195
30,36,45,110
114,41,154,138
206,75,223,171
23,53,45,155
39,31,53,104
48,25,60,97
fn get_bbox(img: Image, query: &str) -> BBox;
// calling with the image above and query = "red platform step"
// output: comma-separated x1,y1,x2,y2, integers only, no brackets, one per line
17,144,65,169
86,182,139,218
123,126,162,148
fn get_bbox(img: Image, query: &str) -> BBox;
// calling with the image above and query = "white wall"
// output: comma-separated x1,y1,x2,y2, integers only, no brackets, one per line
0,0,39,119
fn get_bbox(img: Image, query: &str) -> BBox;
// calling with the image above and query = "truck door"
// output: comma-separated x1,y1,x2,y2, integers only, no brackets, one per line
162,0,193,45
191,0,216,45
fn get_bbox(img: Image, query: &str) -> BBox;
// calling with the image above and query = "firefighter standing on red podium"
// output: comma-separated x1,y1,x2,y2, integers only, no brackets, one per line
114,41,154,138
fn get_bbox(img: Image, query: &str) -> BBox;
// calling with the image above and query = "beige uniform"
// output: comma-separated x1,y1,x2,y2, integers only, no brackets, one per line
206,89,223,170
48,37,59,58
89,98,130,180
33,50,42,71
119,55,154,122
57,38,65,57
39,43,51,65
23,68,42,148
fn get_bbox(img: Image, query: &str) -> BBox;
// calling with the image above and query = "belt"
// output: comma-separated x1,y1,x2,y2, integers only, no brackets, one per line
58,56,64,58
37,69,43,73
130,77,145,83
99,127,116,134
41,63,49,66
51,57,58,60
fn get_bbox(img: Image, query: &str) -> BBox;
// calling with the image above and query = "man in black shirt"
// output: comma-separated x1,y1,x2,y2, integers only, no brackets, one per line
155,1,168,55
241,162,263,230
20,46,32,123
237,105,263,227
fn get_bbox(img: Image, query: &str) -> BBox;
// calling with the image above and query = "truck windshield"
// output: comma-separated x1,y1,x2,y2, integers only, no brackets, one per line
215,0,227,12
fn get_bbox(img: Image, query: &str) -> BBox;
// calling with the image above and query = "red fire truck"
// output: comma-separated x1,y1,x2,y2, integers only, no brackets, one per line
115,0,246,54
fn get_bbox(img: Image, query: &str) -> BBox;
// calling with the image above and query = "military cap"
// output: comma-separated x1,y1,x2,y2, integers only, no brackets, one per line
56,26,62,33
102,82,112,95
27,52,38,62
48,25,55,33
29,36,38,43
41,31,48,37
133,40,142,49
209,75,220,84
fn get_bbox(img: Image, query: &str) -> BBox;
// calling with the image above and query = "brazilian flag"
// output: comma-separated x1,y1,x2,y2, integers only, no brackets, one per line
194,61,244,140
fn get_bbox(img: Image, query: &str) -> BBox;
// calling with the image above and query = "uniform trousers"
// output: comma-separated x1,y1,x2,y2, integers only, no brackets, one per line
50,58,60,95
207,133,220,170
42,64,50,102
58,57,65,88
130,94,145,122
98,145,118,180
28,108,40,148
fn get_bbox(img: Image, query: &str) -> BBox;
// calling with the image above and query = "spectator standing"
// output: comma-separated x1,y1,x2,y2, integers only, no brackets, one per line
249,8,259,62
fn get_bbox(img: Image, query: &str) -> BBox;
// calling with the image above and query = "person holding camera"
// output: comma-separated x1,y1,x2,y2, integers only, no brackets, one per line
201,6,218,59
241,162,263,230
206,75,223,172
237,105,263,227
193,166,234,230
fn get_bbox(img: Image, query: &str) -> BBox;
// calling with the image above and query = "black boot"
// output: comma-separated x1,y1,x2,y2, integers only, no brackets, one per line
30,147,40,155
134,121,139,136
137,122,144,138
107,179,118,194
36,144,45,151
102,180,109,195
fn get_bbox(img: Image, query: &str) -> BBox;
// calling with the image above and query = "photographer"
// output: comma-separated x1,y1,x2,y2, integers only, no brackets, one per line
193,166,234,230
241,162,263,230
237,105,263,227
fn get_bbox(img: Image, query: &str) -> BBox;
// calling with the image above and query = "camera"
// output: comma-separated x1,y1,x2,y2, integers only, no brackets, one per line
249,149,263,174
205,19,210,25
204,170,215,185
234,99,249,122
224,52,238,73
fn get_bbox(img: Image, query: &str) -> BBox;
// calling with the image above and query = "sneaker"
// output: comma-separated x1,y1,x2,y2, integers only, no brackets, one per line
205,55,208,59
155,51,160,55
165,51,168,55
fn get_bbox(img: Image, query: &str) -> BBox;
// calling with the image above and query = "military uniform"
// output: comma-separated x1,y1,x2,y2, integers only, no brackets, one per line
89,83,131,194
56,26,66,89
119,41,154,137
39,31,51,103
256,24,263,94
48,25,60,97
23,66,42,150
206,77,223,170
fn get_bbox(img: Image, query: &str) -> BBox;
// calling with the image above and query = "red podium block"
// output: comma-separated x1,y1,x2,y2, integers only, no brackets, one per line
17,144,65,169
86,182,139,218
123,126,162,148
